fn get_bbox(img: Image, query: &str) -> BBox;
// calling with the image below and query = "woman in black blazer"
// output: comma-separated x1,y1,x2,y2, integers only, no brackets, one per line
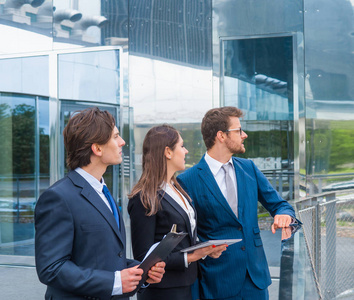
128,125,226,300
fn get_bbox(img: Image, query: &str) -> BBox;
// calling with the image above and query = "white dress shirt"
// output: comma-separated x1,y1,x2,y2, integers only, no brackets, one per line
162,182,196,267
204,152,238,202
75,167,123,296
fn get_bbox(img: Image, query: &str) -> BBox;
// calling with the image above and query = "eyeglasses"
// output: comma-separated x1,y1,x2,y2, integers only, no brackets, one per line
225,127,243,135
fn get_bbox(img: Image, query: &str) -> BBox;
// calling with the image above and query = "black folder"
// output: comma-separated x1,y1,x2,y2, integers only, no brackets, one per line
112,227,187,299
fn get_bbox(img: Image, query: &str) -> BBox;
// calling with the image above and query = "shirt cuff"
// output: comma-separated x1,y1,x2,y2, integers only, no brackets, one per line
184,252,189,268
112,271,122,295
291,217,299,224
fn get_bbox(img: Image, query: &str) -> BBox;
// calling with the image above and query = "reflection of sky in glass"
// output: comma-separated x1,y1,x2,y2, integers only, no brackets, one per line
54,0,100,14
53,0,102,45
0,56,49,96
7,95,34,109
58,50,120,103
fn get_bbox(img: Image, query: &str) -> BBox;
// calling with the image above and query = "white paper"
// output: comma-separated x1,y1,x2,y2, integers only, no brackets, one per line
141,242,160,262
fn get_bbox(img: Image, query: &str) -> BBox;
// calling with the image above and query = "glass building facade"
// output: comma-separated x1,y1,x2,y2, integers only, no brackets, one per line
0,0,353,298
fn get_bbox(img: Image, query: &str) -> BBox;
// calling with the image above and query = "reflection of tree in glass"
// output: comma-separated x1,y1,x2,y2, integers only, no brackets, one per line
0,103,12,175
12,104,35,175
40,127,49,175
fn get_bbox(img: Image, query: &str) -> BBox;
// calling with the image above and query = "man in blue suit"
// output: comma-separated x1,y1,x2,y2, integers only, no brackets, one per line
35,107,165,300
177,107,297,300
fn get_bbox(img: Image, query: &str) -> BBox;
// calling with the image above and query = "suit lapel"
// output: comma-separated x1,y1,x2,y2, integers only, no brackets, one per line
68,171,125,246
233,157,245,223
159,191,194,243
197,156,240,223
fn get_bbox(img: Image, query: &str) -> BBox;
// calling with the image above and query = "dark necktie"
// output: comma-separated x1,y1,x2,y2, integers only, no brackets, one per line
102,185,120,229
222,163,238,217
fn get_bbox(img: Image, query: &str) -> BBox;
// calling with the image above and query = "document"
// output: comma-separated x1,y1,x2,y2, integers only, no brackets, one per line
138,230,187,280
112,225,187,299
180,239,242,253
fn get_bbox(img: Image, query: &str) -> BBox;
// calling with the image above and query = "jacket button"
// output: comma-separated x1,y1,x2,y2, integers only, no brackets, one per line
238,227,242,231
241,246,246,251
118,251,123,257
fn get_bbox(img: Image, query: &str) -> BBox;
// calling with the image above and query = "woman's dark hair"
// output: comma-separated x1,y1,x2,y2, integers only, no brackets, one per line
129,124,191,215
63,107,115,170
201,106,244,150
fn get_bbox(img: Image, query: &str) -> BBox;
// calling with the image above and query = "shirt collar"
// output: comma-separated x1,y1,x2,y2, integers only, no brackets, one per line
205,152,234,176
75,167,105,193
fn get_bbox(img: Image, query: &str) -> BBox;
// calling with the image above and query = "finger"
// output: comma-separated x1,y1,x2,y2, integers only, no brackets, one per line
278,217,287,228
147,273,162,283
273,215,280,226
285,216,291,227
131,268,144,275
148,270,161,280
271,223,276,234
148,271,162,281
150,266,164,275
152,265,165,272
155,261,166,268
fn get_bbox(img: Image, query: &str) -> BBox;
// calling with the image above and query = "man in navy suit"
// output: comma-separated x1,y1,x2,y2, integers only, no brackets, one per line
35,107,165,300
177,107,297,300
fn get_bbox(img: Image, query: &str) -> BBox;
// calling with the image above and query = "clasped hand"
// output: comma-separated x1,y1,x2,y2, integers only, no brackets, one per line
121,261,166,293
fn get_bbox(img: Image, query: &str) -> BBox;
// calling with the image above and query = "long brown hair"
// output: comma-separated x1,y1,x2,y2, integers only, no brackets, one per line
129,124,191,216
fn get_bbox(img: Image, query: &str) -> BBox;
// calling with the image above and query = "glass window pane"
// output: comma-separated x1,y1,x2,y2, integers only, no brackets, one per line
0,56,49,96
223,36,295,200
58,50,120,104
0,94,35,256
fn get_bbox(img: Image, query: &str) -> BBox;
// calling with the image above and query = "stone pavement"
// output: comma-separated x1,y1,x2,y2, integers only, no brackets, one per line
0,265,46,299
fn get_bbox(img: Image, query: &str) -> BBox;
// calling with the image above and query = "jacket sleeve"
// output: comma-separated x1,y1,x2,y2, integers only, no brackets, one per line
35,188,114,299
251,160,296,218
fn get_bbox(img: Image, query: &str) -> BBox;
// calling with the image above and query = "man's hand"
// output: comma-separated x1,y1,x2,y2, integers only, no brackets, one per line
146,261,166,284
271,214,292,234
121,265,144,293
281,226,292,240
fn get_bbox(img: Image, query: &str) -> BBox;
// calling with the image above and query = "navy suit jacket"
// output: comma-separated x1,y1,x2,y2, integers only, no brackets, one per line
35,171,139,300
177,156,296,299
128,191,198,289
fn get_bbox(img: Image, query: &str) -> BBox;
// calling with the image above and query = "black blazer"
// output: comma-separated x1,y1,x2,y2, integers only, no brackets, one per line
35,171,139,300
128,191,198,289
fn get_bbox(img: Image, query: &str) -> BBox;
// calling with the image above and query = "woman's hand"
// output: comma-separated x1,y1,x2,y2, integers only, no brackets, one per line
187,244,228,263
208,244,228,258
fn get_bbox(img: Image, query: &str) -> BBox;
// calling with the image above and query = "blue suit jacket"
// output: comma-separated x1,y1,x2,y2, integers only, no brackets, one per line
177,156,296,299
35,171,139,300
